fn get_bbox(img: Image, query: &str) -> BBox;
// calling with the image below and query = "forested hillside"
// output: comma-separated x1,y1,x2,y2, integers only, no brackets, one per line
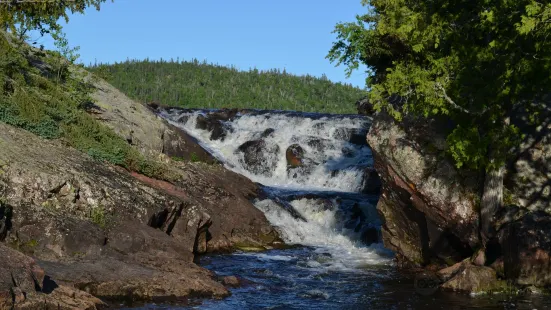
88,59,365,114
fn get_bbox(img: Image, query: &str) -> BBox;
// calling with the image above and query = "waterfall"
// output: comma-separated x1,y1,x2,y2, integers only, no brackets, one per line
161,108,392,268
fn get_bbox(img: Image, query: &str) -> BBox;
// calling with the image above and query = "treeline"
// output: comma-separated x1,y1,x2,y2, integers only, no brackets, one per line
87,59,365,114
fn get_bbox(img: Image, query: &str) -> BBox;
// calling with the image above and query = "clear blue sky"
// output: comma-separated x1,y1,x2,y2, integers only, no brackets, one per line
33,0,368,88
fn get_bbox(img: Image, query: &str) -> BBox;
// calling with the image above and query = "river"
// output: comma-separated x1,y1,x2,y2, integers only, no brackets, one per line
129,109,550,310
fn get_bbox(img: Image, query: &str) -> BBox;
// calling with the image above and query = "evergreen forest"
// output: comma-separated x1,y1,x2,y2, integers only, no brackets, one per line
87,59,365,114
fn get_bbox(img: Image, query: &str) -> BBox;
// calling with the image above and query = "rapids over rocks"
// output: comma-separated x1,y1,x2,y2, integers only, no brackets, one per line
131,109,551,309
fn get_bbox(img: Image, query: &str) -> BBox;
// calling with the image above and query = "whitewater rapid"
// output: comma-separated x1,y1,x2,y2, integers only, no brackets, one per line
160,109,392,269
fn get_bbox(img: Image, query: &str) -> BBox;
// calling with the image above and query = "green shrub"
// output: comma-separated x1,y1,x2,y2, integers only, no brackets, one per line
190,152,200,162
90,206,106,228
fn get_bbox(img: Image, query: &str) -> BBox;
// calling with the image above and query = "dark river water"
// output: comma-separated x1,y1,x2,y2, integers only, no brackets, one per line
126,109,551,310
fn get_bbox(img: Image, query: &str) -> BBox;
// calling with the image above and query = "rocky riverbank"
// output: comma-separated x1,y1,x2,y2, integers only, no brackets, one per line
0,76,281,309
366,106,551,294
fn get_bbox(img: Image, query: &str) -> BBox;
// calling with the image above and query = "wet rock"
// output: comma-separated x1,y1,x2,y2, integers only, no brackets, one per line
222,276,240,287
237,140,279,176
362,227,380,246
194,109,240,141
440,263,505,294
265,197,307,222
332,127,353,141
498,211,551,287
196,114,228,141
360,168,382,195
286,144,305,168
261,128,275,138
306,138,326,152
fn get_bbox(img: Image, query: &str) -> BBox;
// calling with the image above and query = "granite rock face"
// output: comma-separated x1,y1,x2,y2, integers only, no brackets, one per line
367,108,551,291
0,120,279,305
367,113,479,267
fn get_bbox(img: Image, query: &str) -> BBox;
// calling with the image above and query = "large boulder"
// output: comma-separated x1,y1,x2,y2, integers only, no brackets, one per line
237,140,280,176
195,114,229,141
367,112,480,267
438,261,507,294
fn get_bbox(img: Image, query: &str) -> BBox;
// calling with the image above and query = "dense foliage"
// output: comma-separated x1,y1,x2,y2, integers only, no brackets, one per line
88,59,365,114
328,0,550,170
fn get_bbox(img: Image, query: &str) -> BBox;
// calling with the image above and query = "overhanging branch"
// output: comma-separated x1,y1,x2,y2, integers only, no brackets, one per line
435,82,489,115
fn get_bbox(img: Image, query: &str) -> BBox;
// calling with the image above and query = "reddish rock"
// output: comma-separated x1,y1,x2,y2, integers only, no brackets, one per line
286,144,304,168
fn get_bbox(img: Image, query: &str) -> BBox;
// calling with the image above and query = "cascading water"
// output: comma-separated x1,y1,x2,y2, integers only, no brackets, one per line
162,109,374,192
130,108,551,309
161,108,392,270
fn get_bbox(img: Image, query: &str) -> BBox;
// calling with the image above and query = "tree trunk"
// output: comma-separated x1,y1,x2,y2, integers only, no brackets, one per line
480,164,505,243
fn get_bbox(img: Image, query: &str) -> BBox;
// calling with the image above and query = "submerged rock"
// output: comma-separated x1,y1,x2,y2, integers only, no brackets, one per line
222,276,241,287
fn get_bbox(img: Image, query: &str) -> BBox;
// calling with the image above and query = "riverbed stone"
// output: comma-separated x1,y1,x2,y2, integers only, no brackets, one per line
440,264,506,294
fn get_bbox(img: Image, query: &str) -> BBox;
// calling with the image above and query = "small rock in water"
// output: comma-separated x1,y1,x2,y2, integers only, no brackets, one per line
222,275,240,287
286,144,305,168
306,260,322,268
301,289,330,299
261,128,275,138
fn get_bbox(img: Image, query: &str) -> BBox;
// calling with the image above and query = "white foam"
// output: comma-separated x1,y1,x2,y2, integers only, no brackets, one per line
235,253,295,262
255,198,392,270
162,110,372,192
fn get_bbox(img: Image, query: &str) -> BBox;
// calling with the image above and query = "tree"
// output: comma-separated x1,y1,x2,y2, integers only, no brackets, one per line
328,0,551,243
1,0,110,37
